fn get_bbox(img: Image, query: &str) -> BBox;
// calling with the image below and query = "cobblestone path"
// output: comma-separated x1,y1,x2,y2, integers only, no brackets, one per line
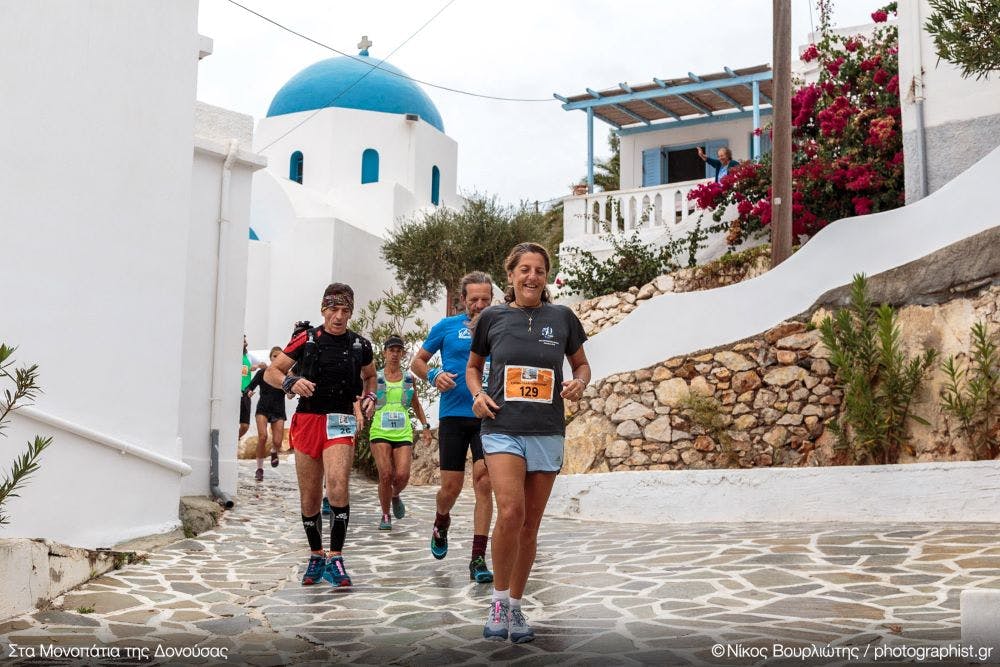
2,459,998,665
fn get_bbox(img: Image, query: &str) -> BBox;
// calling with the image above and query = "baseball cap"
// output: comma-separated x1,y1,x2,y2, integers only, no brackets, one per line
383,335,405,349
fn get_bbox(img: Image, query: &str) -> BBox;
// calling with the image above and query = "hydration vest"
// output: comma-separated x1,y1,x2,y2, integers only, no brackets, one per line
298,326,366,398
375,370,415,408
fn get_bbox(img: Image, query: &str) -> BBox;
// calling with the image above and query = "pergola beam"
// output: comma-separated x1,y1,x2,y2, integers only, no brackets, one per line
688,71,744,111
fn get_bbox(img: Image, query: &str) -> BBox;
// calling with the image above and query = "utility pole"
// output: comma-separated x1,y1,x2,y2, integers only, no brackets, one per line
771,0,793,267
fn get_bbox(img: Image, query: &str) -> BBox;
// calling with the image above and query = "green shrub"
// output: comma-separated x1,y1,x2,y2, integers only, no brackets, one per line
818,275,938,464
0,343,53,526
349,290,432,478
940,321,999,458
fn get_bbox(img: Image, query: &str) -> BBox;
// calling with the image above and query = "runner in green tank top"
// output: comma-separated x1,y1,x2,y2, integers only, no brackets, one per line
370,335,432,530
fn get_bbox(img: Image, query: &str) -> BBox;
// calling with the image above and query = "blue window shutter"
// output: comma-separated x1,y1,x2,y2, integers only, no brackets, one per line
361,149,379,184
431,166,441,205
704,139,728,178
289,151,303,183
642,148,662,187
761,130,772,156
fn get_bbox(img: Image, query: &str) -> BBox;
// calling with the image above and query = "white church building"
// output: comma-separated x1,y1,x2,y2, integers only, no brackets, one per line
245,40,457,350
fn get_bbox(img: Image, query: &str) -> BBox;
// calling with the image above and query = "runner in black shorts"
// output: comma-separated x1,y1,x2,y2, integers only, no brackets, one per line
411,272,495,583
246,346,289,482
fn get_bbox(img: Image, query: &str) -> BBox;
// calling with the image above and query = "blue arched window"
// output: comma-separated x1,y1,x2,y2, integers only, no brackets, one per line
361,149,379,184
289,151,303,183
431,165,440,206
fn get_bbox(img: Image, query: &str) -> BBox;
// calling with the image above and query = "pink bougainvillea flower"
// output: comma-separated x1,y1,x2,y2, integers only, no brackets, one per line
873,69,890,85
845,38,861,52
853,196,874,215
825,56,846,77
871,9,888,22
802,44,820,62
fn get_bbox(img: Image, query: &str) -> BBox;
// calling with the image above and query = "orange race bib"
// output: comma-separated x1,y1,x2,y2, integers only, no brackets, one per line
503,365,554,403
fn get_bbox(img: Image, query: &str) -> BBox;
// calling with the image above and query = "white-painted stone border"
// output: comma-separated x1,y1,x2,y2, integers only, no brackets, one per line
549,461,1000,523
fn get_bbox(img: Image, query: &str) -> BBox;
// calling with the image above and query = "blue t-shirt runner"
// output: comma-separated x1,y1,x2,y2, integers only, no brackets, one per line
422,313,477,418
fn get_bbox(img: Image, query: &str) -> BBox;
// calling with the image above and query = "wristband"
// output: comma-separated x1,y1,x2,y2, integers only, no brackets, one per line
473,390,483,400
282,375,302,393
422,423,431,430
428,368,441,383
363,391,377,403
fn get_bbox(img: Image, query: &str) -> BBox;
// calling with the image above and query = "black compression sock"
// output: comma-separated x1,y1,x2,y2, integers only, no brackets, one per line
302,512,322,552
330,504,350,553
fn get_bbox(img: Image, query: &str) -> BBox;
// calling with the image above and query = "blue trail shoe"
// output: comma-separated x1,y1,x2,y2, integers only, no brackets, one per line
301,554,326,586
322,555,352,587
469,556,493,583
483,599,509,641
378,514,392,531
391,495,406,520
430,524,448,560
321,497,332,515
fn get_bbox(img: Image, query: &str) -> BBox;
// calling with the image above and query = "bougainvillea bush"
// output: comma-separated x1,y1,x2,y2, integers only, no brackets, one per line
689,4,902,247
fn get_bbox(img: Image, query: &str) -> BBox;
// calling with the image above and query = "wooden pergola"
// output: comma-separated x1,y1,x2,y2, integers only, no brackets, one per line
556,65,774,193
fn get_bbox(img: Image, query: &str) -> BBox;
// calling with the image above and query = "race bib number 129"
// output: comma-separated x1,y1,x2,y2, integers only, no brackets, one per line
503,365,554,403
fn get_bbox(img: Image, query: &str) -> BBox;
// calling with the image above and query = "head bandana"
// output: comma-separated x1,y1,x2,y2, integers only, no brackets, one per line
322,293,353,312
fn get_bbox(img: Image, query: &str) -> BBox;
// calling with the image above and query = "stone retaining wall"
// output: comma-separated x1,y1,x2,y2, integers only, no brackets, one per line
563,283,1000,474
570,247,770,337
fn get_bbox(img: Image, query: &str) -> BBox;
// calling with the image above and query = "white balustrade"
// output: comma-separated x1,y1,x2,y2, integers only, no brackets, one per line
562,178,712,239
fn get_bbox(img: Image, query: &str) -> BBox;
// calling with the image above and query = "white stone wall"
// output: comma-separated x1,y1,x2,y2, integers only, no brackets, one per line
898,0,1000,200
0,1,201,547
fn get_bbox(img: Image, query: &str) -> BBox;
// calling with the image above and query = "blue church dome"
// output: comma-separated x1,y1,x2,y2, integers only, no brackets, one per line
266,53,444,132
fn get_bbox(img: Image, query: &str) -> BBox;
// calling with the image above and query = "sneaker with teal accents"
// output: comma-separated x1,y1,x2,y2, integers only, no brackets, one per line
378,513,392,530
430,525,448,560
482,599,509,641
321,497,331,515
301,554,326,586
509,606,535,643
391,495,405,520
469,556,493,583
322,555,352,587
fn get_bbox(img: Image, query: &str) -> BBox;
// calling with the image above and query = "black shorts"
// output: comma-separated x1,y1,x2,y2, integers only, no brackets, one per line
239,394,251,424
370,438,413,450
438,417,484,472
255,408,287,424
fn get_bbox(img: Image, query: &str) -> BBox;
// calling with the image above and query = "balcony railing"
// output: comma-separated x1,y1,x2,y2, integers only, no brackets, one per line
562,178,712,239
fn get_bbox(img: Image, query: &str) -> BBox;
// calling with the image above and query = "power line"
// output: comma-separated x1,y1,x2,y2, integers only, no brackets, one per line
224,0,555,104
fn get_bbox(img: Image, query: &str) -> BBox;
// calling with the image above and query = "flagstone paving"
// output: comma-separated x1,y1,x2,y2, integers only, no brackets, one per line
2,459,999,665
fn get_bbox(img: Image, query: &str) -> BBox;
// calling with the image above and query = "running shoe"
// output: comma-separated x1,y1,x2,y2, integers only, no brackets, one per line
254,467,263,482
430,524,448,560
379,514,392,530
322,497,331,515
482,599,509,641
322,555,352,587
391,495,406,520
301,554,326,585
270,450,279,468
469,556,494,583
509,606,535,644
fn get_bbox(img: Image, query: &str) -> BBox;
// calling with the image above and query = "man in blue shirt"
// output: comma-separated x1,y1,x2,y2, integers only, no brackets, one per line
411,271,495,583
698,145,740,182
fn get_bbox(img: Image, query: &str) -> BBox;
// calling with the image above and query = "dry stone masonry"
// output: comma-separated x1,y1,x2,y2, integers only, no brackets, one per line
570,247,770,337
563,283,1000,475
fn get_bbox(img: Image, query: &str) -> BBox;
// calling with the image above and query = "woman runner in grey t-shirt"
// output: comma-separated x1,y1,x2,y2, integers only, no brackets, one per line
467,242,591,643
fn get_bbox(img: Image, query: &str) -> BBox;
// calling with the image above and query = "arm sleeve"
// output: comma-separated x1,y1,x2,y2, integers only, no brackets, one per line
421,319,445,356
470,310,493,357
706,157,721,170
247,368,265,392
283,330,307,362
564,307,588,356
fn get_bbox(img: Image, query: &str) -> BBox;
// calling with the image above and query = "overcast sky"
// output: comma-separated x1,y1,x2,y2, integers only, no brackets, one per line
196,0,877,206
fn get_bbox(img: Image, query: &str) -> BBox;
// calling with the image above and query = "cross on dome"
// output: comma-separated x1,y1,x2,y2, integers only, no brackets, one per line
358,35,372,56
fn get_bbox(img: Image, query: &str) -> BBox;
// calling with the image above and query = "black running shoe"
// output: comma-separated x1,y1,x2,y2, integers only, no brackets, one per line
469,556,493,583
430,525,448,559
